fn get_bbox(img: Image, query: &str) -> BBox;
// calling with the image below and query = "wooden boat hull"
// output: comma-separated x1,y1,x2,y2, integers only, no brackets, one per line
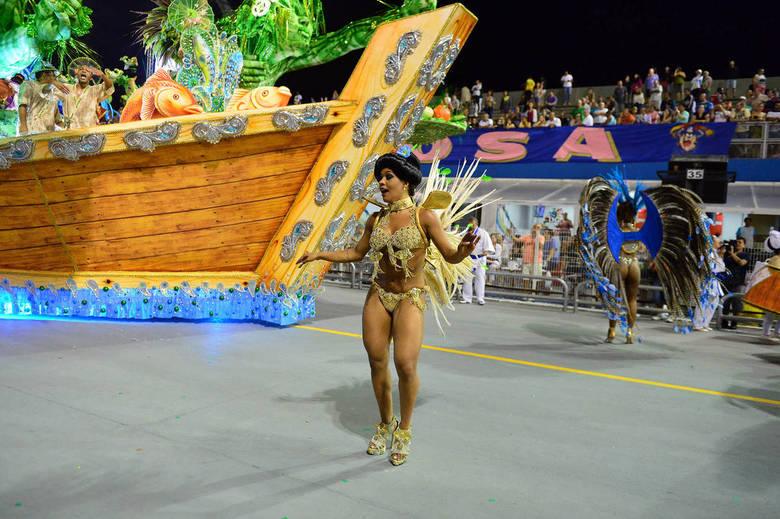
0,4,477,325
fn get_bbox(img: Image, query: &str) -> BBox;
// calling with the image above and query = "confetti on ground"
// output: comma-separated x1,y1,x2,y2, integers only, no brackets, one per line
734,497,741,501
488,498,496,502
181,395,187,399
175,416,180,419
15,503,22,507
118,392,123,395
363,428,370,431
342,479,348,483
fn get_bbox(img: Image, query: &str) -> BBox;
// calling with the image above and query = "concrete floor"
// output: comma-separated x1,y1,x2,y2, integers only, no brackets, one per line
1,285,778,519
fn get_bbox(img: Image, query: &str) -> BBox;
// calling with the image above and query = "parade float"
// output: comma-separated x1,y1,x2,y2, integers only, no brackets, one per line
0,2,477,325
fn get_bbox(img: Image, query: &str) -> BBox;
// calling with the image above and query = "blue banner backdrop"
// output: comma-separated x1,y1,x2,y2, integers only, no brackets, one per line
414,123,736,171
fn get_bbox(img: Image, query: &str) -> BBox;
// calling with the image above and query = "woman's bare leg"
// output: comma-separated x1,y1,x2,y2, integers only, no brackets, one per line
624,262,641,329
362,288,393,424
391,300,425,431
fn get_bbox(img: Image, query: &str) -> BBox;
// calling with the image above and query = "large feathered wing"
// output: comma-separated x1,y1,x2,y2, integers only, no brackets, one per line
420,155,496,333
577,175,716,333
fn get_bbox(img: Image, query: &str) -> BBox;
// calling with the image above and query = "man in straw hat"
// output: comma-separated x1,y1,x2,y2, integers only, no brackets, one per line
60,57,114,130
17,61,69,135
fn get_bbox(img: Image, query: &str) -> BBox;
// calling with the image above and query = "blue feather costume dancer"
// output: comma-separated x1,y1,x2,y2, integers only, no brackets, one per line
577,169,718,343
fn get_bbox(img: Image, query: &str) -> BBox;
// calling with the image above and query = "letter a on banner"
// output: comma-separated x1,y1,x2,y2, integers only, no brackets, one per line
553,128,622,162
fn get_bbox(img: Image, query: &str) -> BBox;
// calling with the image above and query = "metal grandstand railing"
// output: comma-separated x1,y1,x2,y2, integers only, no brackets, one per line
729,121,780,159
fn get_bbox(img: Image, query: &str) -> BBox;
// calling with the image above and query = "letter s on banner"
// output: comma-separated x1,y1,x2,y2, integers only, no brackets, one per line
414,138,453,163
474,131,529,162
553,128,622,162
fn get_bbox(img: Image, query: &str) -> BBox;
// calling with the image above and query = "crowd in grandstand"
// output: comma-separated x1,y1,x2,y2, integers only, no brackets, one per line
445,63,779,129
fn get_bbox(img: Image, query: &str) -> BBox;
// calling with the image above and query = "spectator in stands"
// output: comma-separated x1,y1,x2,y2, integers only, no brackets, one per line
660,91,676,111
570,113,582,126
471,80,482,111
460,85,471,114
547,111,561,127
690,69,704,96
661,106,675,123
619,107,635,125
695,92,713,115
517,113,530,128
561,71,573,104
593,101,608,125
701,71,713,94
484,90,495,118
581,107,594,126
513,223,545,289
737,217,756,249
661,66,673,90
753,68,766,94
500,90,512,114
749,88,769,111
764,89,779,112
545,90,558,110
487,233,503,269
645,67,659,96
524,77,535,104
646,105,660,124
750,102,767,121
556,212,573,237
674,104,690,123
533,112,547,128
478,112,493,129
504,116,517,129
711,103,730,122
672,66,686,101
681,89,695,113
692,104,710,122
525,101,538,125
649,81,663,110
722,237,749,329
614,80,627,114
731,98,750,121
726,60,739,98
533,82,545,106
606,110,617,125
542,227,561,276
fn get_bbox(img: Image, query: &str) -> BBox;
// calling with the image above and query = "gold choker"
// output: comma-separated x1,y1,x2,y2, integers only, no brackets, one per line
388,197,415,212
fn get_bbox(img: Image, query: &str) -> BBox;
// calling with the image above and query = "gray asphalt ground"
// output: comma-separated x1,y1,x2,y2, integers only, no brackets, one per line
1,284,778,519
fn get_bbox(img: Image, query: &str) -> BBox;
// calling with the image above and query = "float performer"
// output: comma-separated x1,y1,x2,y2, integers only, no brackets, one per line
297,151,479,466
61,60,114,130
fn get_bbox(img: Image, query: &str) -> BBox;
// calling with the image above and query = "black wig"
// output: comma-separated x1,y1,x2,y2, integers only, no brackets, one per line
374,152,422,196
616,200,637,225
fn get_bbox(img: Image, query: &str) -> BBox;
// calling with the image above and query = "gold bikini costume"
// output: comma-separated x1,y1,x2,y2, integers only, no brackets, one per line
367,197,428,313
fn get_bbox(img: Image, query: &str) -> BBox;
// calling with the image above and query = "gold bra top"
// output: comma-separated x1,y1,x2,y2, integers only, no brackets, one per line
367,198,427,280
621,241,641,255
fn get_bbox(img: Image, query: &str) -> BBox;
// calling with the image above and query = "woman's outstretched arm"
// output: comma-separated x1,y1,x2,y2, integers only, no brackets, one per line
297,212,378,265
419,208,479,264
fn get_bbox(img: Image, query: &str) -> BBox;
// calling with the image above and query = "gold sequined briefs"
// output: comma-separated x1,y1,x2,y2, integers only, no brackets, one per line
373,283,427,313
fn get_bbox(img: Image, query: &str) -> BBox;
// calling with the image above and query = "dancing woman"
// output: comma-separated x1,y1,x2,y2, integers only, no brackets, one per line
297,151,479,465
578,169,714,342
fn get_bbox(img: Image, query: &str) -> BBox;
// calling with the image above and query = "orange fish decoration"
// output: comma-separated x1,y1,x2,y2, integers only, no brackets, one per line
226,86,291,111
119,69,204,123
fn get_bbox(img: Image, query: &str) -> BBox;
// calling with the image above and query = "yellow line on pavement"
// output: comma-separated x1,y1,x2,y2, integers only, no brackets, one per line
294,325,780,407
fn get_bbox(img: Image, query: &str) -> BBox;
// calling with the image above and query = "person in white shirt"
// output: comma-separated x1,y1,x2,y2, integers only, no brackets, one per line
581,107,594,126
477,112,493,128
471,80,482,111
690,69,703,92
460,217,495,305
487,233,503,269
547,112,561,127
649,82,663,110
737,217,756,249
593,102,608,124
561,71,573,104
693,236,726,331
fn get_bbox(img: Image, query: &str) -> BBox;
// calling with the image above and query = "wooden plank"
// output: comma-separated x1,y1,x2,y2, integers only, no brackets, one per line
58,196,296,243
0,243,73,271
0,205,52,231
0,226,61,251
0,100,355,167
48,170,309,226
0,180,41,205
35,144,322,205
27,125,333,181
84,241,270,272
66,217,283,267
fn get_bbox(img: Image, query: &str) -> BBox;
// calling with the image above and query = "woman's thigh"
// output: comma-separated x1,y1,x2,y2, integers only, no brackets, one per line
362,288,392,363
391,299,424,369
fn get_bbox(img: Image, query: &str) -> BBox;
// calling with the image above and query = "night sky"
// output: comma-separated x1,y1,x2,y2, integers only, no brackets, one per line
82,0,775,100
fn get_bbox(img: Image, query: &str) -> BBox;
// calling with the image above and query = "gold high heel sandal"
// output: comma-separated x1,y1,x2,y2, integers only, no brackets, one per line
625,328,633,344
390,426,412,466
366,416,398,455
604,327,616,343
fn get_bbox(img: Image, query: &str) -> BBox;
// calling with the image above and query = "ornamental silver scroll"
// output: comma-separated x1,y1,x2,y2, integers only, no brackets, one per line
352,96,385,147
320,214,359,252
349,153,380,201
385,94,424,147
384,30,421,85
0,139,34,169
416,34,461,92
49,133,106,161
314,160,349,206
280,220,314,262
272,105,329,132
192,116,248,144
123,121,181,152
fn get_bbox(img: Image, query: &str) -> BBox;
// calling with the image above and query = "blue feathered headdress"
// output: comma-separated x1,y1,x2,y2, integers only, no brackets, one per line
604,167,645,211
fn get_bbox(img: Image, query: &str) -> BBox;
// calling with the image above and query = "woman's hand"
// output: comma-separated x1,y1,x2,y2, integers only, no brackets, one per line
296,251,319,266
456,229,480,260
